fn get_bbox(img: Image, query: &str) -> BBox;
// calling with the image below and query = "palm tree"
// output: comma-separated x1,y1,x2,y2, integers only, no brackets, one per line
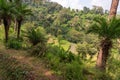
109,0,119,18
87,17,120,70
0,0,14,42
14,2,32,39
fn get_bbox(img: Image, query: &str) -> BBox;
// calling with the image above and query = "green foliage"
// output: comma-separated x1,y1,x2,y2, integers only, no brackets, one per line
63,61,86,80
77,42,97,59
87,17,120,39
65,29,82,43
91,6,104,14
25,27,48,57
107,50,120,80
83,7,90,14
45,45,76,71
47,45,75,63
1,1,120,80
0,26,4,42
46,53,61,71
30,42,47,57
94,71,112,80
0,0,14,19
44,45,89,79
25,27,47,46
5,37,22,49
14,2,32,19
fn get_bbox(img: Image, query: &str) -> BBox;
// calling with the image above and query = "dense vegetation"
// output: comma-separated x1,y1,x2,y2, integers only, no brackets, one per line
0,0,120,80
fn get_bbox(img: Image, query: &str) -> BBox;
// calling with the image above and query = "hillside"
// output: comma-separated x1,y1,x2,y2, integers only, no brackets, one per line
0,0,120,80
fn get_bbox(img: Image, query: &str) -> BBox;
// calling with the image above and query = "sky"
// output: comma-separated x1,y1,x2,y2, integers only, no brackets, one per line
50,0,120,11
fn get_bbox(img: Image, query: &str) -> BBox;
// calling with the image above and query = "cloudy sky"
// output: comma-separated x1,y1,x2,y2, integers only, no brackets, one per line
50,0,120,11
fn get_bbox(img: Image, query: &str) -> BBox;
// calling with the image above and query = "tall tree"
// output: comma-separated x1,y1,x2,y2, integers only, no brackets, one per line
109,0,119,18
14,2,32,39
88,17,120,70
0,0,14,42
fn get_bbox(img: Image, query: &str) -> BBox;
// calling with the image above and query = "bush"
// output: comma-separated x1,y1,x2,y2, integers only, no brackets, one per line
63,61,86,80
25,27,47,57
30,43,47,57
45,45,88,79
25,27,47,46
93,70,112,80
45,45,76,72
77,42,97,59
46,53,61,71
47,45,75,63
5,37,22,50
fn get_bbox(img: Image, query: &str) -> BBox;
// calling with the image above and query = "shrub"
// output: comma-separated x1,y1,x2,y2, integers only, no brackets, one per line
77,42,97,59
5,37,22,50
30,43,47,57
63,61,86,80
25,27,47,57
93,70,112,80
47,45,75,63
25,27,47,46
45,45,76,72
46,53,61,71
45,45,88,79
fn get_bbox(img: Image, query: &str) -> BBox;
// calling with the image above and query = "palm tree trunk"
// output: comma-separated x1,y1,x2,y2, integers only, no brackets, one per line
109,0,119,19
17,20,22,39
96,48,109,70
96,39,112,70
3,18,10,42
4,26,9,42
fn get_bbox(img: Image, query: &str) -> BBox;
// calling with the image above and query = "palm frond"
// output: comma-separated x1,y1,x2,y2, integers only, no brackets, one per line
88,17,120,39
14,2,32,19
107,18,120,38
0,0,15,17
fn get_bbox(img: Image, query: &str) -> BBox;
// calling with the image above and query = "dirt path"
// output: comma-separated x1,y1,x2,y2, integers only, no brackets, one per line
0,48,61,80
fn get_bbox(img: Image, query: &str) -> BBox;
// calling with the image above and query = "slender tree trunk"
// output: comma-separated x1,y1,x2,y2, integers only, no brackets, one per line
17,20,22,39
109,0,119,19
3,18,10,42
96,39,112,70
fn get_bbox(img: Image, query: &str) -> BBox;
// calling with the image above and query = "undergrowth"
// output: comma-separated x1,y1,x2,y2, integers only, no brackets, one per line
0,53,35,80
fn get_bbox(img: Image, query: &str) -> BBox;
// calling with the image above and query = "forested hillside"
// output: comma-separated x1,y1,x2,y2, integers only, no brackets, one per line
0,0,120,80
